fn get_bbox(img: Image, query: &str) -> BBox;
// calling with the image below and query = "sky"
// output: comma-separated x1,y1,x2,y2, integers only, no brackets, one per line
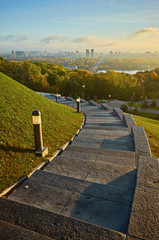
1,0,159,53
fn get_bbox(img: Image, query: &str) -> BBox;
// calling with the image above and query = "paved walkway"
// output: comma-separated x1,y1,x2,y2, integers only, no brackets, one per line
8,100,136,235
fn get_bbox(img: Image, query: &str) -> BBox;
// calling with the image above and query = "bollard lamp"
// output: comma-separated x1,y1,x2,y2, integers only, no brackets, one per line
56,93,59,103
32,110,48,157
77,97,80,103
32,110,41,124
76,97,80,112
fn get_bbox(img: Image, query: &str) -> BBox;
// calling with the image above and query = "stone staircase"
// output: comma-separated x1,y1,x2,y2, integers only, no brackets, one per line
0,99,158,240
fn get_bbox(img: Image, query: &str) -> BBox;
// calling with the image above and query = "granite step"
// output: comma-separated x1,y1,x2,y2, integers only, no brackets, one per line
77,134,133,140
86,113,113,117
47,155,136,176
0,220,53,240
8,172,135,233
71,138,134,151
79,128,131,138
61,150,136,168
44,156,136,187
9,170,135,207
85,122,126,127
86,116,120,121
0,198,126,239
76,134,133,141
65,145,136,158
84,125,128,130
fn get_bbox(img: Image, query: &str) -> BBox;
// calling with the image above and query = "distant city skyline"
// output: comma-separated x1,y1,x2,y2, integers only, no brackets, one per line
1,0,159,52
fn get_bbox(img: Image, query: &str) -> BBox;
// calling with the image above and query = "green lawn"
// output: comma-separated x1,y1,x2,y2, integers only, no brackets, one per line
128,109,159,120
132,114,159,158
0,72,83,193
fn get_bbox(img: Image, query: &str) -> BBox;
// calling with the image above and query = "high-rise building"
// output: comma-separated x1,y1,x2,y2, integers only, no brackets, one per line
86,49,89,57
14,51,26,57
91,49,94,57
12,50,16,57
30,51,41,57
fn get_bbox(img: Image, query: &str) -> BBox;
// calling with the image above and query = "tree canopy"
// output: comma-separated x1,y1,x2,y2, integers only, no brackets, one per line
0,58,159,101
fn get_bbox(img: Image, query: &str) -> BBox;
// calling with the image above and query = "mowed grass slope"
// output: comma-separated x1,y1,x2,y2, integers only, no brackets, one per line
0,72,83,193
132,114,159,158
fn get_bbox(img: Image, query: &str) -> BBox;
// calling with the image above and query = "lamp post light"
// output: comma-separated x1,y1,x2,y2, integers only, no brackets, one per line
108,94,111,101
76,97,80,112
82,84,85,99
32,110,48,157
56,93,59,103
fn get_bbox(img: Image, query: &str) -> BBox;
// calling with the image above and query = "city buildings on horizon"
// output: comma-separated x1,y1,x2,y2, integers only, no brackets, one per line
0,49,159,59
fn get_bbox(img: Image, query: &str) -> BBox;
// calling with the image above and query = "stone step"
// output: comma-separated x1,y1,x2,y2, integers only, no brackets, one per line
86,116,120,121
78,134,132,141
80,128,131,137
82,109,107,113
84,125,128,130
0,198,126,239
76,134,133,141
86,113,113,117
66,145,135,158
71,138,134,151
49,155,136,175
44,157,136,187
85,122,125,127
9,170,135,207
55,150,136,168
8,174,135,233
0,220,53,240
33,170,136,205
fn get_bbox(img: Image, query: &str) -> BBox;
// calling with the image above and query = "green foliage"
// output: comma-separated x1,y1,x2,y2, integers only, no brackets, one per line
0,57,159,101
142,98,149,108
94,95,98,101
0,57,5,62
0,72,82,192
120,104,129,112
150,99,157,108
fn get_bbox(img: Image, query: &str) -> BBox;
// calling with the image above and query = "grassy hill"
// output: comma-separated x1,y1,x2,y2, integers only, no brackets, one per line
132,114,159,158
0,72,83,193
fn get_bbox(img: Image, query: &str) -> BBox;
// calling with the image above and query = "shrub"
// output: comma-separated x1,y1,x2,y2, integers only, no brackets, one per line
94,95,98,101
150,99,157,108
120,104,129,112
142,99,149,108
133,105,139,114
86,94,90,101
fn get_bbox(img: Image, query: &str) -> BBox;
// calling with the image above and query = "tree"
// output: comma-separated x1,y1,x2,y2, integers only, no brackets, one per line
150,99,157,108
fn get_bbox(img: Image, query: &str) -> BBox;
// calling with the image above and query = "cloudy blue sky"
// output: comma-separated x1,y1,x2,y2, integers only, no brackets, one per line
1,0,159,52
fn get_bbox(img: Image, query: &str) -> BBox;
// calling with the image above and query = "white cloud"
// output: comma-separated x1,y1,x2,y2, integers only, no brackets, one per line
41,35,61,44
72,35,97,43
131,27,159,39
0,34,28,42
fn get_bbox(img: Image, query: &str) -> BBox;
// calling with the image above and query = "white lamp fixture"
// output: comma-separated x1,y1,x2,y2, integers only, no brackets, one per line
32,110,41,124
77,97,80,103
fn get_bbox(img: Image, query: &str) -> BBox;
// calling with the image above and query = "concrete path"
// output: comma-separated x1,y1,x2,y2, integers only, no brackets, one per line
7,100,137,237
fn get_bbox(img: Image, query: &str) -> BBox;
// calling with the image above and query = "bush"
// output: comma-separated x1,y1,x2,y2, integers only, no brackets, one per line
142,99,149,108
150,99,157,108
94,95,98,101
86,94,90,101
120,104,129,112
133,105,139,114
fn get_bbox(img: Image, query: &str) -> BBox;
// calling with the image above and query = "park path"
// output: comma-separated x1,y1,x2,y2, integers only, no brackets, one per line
5,99,137,238
0,96,158,240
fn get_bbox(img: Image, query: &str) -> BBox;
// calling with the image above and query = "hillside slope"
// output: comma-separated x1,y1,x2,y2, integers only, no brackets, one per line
0,72,82,192
132,114,159,158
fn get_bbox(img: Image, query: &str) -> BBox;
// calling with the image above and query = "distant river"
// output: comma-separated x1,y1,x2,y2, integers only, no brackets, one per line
97,70,147,75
